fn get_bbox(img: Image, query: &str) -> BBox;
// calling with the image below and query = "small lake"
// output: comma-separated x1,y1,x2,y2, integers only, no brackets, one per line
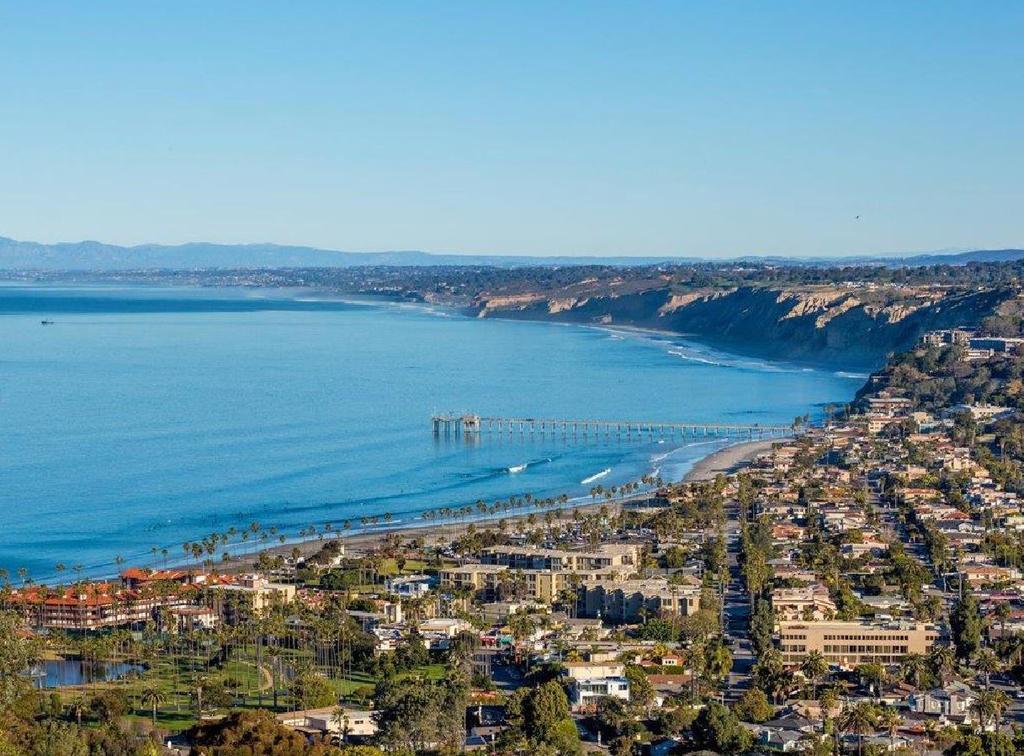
31,659,145,688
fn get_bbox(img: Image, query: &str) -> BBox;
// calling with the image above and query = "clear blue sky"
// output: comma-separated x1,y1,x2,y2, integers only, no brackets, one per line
1,2,1021,258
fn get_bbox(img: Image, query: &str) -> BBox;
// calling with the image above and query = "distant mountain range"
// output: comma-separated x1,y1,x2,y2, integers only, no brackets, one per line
0,235,1022,270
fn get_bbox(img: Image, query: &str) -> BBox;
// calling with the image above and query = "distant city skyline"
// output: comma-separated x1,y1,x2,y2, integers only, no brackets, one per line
1,2,1021,258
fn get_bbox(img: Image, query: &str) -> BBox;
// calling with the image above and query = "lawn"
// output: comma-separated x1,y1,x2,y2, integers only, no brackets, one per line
51,647,450,733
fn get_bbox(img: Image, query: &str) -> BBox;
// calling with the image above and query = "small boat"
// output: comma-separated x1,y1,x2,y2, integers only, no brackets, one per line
40,320,54,325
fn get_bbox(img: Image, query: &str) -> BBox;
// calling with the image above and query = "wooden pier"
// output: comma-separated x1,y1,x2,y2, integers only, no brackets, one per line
431,413,792,439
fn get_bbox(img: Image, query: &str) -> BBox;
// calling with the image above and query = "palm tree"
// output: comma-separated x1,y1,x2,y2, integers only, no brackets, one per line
838,702,878,756
990,689,1012,730
332,706,351,743
970,690,997,730
929,644,956,683
507,612,536,644
68,698,86,726
140,685,165,727
994,602,1011,641
972,688,1012,731
857,662,887,700
901,652,929,690
800,651,829,698
975,648,1001,689
877,707,903,751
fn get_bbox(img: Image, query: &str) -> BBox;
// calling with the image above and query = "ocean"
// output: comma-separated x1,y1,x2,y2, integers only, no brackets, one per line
0,283,865,580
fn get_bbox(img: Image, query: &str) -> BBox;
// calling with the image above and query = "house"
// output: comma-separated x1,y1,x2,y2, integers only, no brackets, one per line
961,565,1021,587
562,661,632,709
565,668,630,710
907,682,975,717
657,653,683,668
276,707,377,738
744,715,816,753
385,574,435,598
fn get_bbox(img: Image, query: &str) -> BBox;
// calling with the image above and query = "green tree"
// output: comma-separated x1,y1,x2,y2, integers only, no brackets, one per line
0,610,40,714
140,684,166,728
877,707,903,752
930,644,957,682
749,599,776,658
637,616,679,642
523,680,580,754
950,594,983,661
192,710,340,755
690,701,751,754
901,652,931,690
624,665,655,712
733,687,774,723
800,651,829,698
373,677,441,753
704,642,733,686
289,668,337,710
837,702,878,756
975,648,1001,689
88,689,130,723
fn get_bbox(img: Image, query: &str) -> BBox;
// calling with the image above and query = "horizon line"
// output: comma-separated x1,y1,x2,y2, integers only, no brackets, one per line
2,233,1017,264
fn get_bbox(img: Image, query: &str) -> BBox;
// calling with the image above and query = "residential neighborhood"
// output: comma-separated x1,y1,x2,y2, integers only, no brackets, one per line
5,332,1024,755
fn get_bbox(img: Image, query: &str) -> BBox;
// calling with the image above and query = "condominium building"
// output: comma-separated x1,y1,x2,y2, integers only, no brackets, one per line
578,577,700,623
438,564,509,598
771,585,837,621
439,561,638,603
480,544,640,572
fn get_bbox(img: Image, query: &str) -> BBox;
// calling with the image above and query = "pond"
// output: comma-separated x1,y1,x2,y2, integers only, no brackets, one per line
30,659,145,688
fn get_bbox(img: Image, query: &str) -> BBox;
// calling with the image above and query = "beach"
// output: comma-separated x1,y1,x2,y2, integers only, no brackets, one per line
231,436,786,569
682,437,784,482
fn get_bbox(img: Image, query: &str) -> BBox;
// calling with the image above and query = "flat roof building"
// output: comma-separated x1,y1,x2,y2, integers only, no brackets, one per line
778,620,940,667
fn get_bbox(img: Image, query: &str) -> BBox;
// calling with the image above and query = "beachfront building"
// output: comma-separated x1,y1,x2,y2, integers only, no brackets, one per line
120,567,202,589
2,583,192,631
207,575,296,624
778,620,940,667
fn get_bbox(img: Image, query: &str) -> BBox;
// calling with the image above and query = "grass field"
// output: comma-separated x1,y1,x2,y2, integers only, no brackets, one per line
51,647,450,733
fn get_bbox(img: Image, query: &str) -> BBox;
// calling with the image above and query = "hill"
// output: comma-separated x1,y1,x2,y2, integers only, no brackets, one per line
0,236,690,270
1,235,1022,271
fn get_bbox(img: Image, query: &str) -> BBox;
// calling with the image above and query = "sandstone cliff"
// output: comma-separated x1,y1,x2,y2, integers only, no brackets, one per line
469,285,1014,367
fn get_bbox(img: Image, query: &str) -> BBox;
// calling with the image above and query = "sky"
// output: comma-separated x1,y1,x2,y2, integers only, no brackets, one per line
0,2,1022,259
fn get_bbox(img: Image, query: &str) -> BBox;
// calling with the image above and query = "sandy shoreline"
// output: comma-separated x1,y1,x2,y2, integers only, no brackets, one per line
683,437,785,481
225,436,786,569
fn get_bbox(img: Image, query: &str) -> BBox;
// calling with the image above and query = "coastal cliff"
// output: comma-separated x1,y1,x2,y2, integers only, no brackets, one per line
469,285,1015,367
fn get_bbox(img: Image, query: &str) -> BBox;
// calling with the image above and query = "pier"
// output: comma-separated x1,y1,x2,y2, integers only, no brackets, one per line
431,413,793,439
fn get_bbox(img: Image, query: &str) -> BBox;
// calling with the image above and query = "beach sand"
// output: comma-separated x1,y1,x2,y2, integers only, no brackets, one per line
220,437,787,570
230,497,626,567
682,437,784,481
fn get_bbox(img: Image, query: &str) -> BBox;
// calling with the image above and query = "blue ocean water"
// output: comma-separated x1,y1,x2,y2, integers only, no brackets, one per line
0,284,865,580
